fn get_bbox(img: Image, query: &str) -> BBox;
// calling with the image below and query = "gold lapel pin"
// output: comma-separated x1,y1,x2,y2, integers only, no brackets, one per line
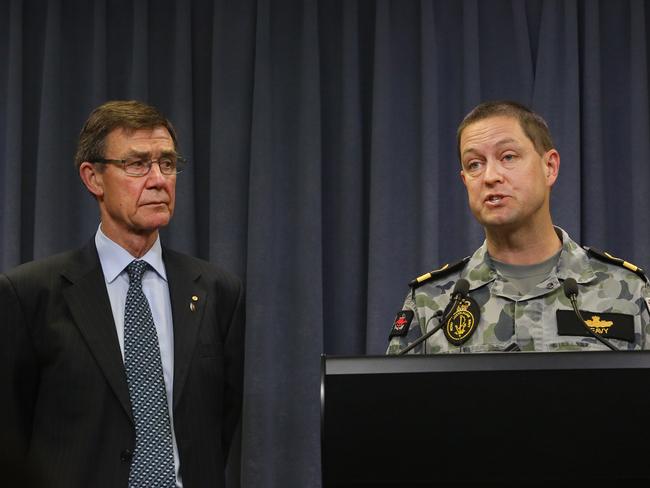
190,295,199,312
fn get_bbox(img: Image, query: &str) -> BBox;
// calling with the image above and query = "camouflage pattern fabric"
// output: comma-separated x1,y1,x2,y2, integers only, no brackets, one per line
387,227,650,354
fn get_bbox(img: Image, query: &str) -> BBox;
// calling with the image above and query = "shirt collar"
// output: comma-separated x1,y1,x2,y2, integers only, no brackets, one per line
95,224,167,283
461,226,596,290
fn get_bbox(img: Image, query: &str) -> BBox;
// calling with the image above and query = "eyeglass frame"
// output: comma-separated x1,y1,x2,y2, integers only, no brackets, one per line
90,155,188,176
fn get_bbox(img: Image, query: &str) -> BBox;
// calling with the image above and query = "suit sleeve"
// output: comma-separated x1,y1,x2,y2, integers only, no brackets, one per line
221,277,245,463
0,273,39,459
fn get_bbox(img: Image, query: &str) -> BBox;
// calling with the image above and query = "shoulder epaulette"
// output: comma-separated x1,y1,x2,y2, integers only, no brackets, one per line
408,256,470,289
584,246,648,281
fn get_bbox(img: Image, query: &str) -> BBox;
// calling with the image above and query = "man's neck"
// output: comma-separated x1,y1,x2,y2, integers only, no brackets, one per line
485,221,561,266
100,223,159,258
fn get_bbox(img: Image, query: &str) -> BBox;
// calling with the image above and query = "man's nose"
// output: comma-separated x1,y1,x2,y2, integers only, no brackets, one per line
483,159,503,183
145,162,168,186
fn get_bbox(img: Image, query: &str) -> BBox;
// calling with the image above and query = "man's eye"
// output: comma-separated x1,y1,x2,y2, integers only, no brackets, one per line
159,158,176,171
466,161,482,172
127,159,147,169
502,154,515,163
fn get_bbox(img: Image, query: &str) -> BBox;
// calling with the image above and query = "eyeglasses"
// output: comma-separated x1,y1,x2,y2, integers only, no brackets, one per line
92,156,187,176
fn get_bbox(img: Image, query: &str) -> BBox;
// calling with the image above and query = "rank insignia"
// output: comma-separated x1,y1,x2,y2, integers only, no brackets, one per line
389,310,414,338
584,246,648,282
408,257,470,289
443,296,481,346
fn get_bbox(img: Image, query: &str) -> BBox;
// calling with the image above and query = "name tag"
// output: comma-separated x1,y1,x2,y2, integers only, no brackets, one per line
556,310,634,343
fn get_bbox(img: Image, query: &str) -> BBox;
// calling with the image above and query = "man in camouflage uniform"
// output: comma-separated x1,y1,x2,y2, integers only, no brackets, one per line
388,100,650,354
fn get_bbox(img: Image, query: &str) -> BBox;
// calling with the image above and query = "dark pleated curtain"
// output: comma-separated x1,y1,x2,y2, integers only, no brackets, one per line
2,1,650,486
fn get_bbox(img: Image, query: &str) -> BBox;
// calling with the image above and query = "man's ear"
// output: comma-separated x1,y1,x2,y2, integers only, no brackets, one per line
544,149,560,187
79,162,104,198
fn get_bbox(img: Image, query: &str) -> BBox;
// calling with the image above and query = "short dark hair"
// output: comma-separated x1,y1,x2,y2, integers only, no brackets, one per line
74,100,178,169
456,100,554,159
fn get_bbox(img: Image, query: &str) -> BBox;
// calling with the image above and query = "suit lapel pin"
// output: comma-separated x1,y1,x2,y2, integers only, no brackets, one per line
190,295,199,312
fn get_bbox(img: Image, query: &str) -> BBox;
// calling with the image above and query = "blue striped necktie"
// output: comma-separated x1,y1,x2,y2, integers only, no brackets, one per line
124,260,176,487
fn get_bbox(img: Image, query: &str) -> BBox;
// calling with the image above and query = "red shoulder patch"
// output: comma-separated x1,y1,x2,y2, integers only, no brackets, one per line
389,310,414,338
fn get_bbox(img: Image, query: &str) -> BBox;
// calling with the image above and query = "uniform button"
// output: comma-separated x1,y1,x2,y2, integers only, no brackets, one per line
120,449,133,463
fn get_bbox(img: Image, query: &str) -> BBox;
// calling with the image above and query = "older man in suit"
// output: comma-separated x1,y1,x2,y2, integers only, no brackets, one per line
1,100,245,487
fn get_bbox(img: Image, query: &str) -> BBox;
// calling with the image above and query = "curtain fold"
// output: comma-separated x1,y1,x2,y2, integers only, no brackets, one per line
533,0,581,239
627,0,650,258
320,0,368,355
1,0,24,269
243,0,324,485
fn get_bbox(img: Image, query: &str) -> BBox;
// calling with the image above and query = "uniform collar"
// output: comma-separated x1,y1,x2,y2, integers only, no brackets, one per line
461,226,596,292
553,227,597,284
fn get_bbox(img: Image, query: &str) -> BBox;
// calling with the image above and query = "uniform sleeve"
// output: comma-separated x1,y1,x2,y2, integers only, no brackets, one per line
640,281,650,349
386,291,426,355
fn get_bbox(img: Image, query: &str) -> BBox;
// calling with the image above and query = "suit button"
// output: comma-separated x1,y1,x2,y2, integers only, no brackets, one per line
120,449,133,463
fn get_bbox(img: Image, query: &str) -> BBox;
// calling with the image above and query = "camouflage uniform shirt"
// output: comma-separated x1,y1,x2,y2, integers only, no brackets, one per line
387,227,650,354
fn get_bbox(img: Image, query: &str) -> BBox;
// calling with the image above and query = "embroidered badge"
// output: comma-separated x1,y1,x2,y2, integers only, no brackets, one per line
443,296,481,346
389,310,414,338
585,315,613,335
556,310,634,342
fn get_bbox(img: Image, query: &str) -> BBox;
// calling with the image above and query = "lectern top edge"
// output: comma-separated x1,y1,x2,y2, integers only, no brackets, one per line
322,350,650,376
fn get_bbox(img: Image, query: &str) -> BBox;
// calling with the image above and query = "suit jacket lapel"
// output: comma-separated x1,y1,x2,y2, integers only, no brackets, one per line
61,242,133,421
164,249,206,409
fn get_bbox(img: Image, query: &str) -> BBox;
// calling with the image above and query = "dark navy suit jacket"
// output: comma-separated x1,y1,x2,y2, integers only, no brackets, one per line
1,241,245,488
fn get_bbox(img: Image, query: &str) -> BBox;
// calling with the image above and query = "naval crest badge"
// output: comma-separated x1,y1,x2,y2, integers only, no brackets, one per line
443,296,481,346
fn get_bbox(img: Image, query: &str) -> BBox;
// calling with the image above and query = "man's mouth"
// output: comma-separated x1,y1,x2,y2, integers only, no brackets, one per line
485,194,507,205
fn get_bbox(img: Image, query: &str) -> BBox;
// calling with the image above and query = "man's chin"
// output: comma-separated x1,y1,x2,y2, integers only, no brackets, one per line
135,214,172,232
476,211,517,229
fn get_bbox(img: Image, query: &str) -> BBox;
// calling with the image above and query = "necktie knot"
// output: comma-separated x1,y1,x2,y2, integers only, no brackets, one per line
127,260,148,284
